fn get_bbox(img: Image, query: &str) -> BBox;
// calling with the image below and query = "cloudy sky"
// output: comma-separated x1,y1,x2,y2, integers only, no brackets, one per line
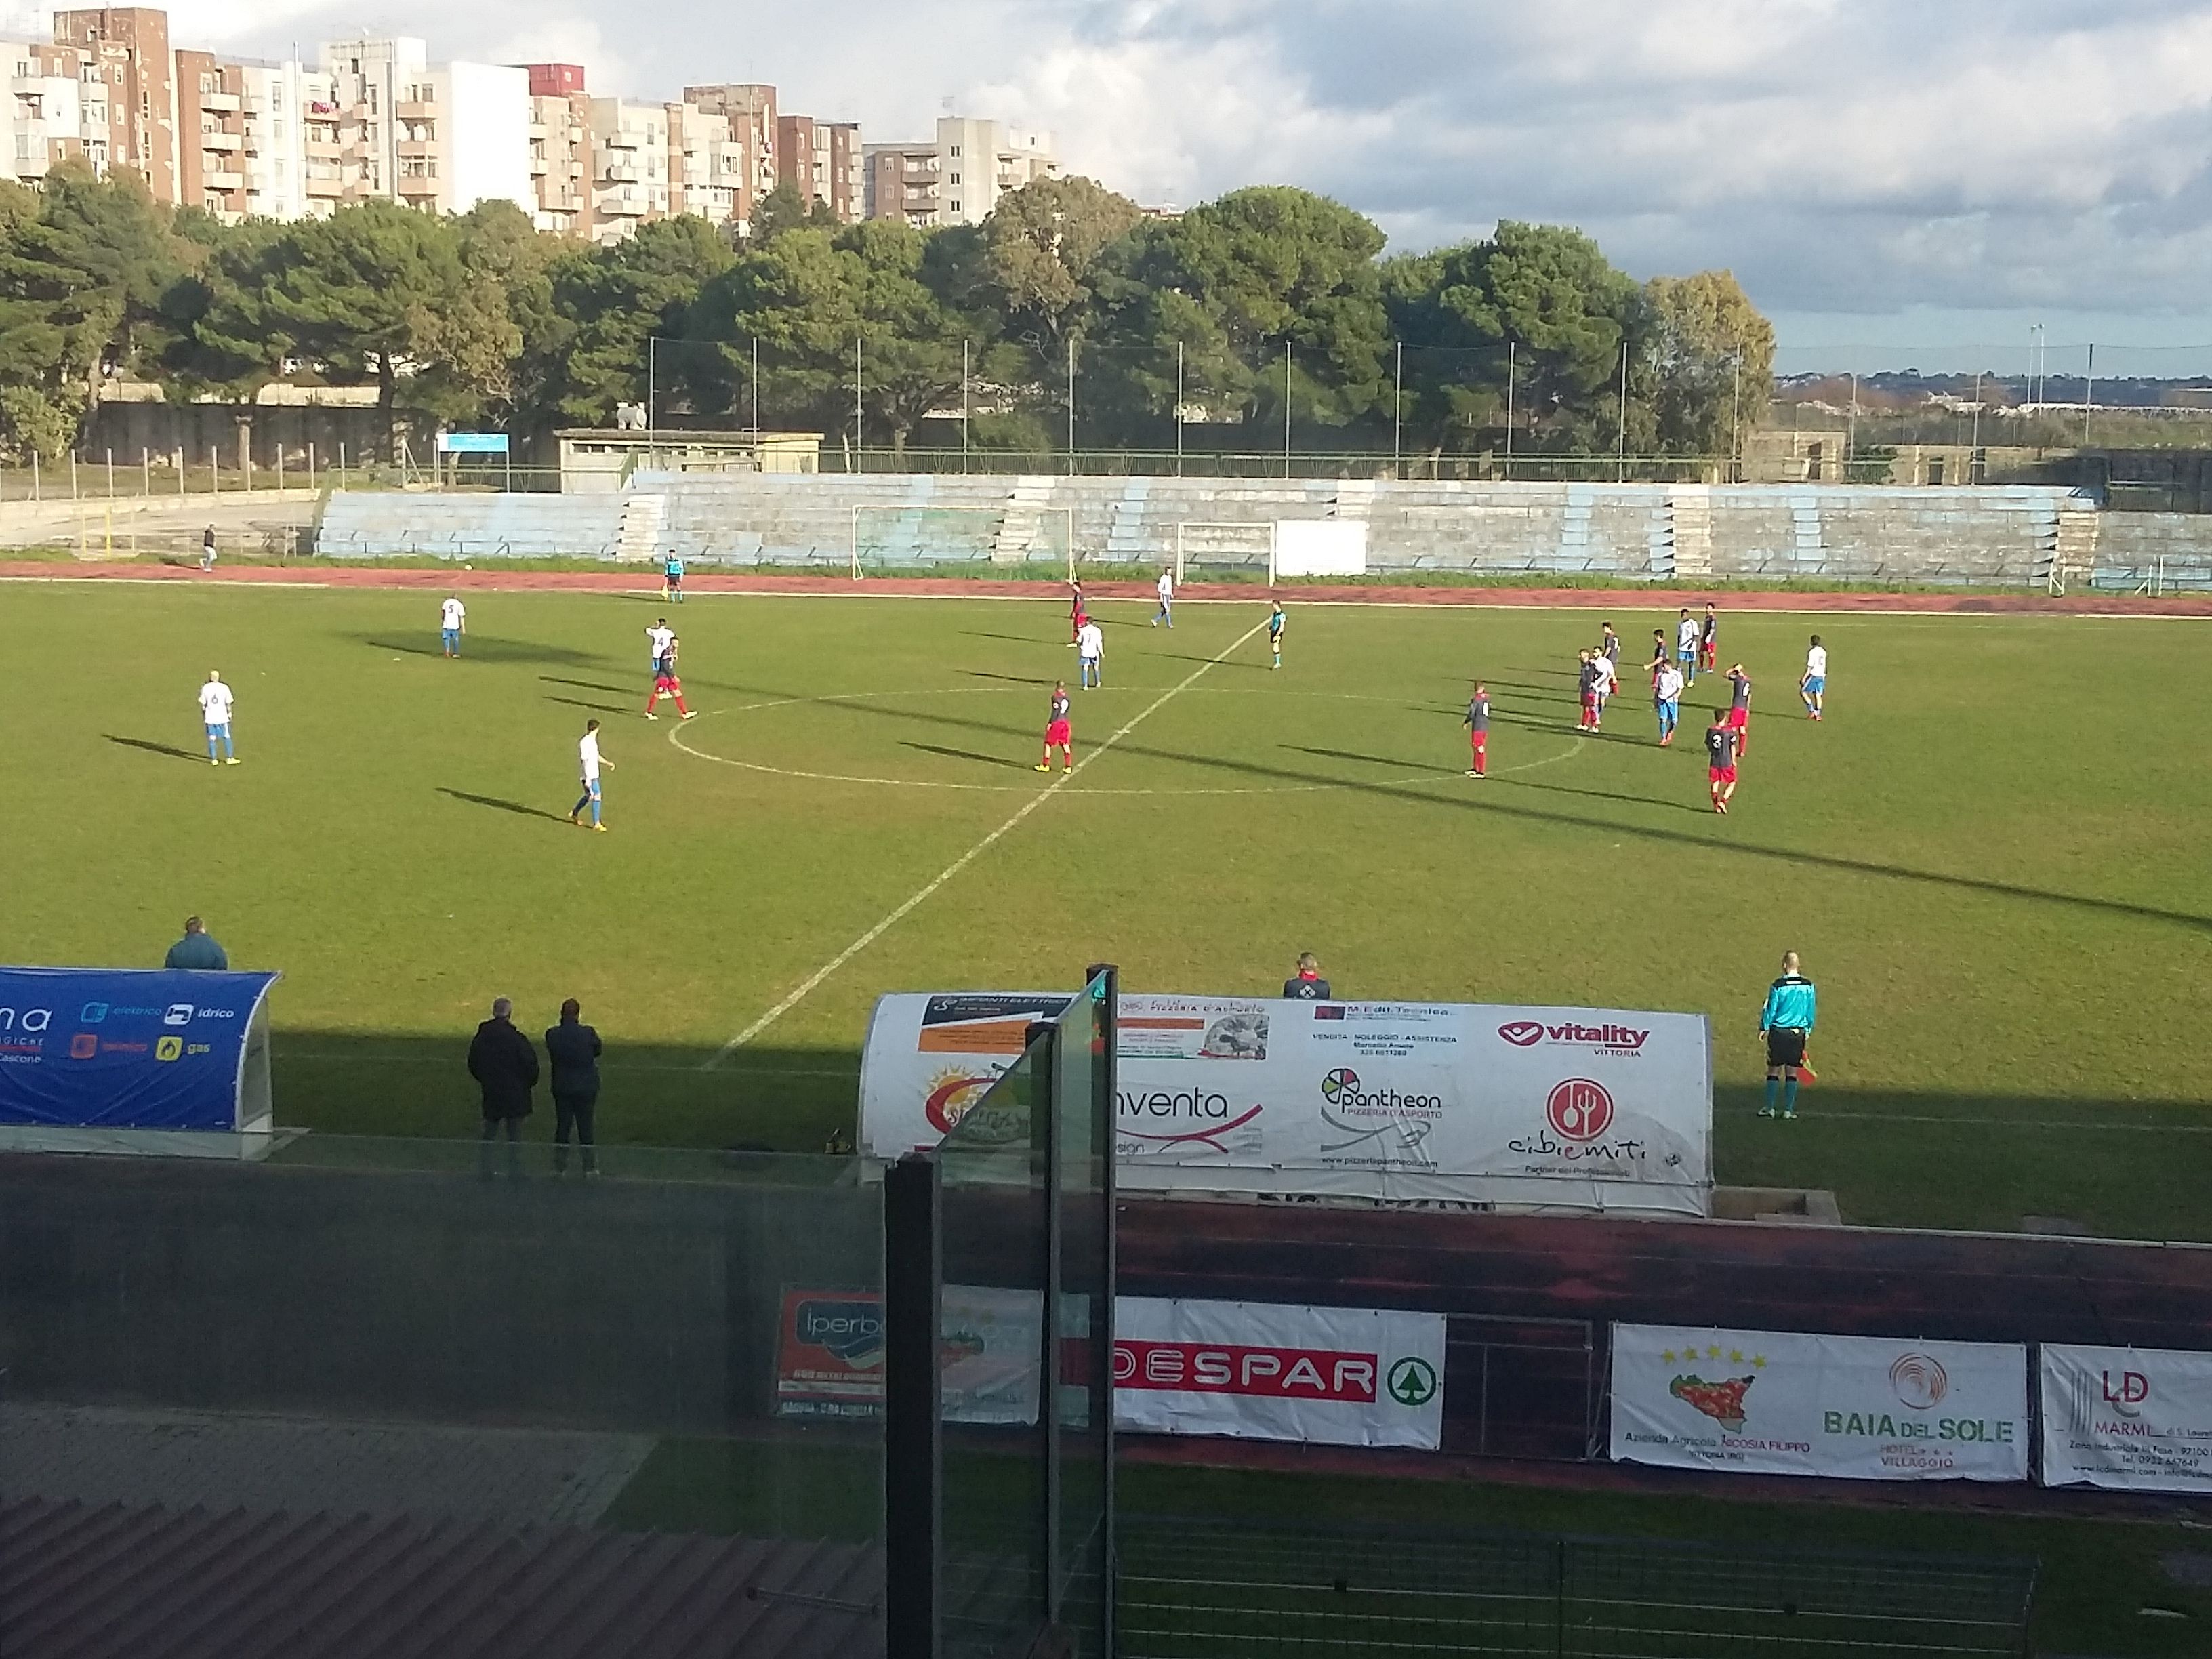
154,0,2212,371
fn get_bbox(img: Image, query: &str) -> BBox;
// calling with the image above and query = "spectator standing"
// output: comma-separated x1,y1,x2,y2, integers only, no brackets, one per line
1759,952,1818,1119
468,997,539,1177
164,916,228,970
544,998,602,1176
1284,953,1332,1000
200,525,216,573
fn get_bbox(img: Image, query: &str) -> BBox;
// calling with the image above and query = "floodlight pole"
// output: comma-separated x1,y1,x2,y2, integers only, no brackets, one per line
854,335,863,474
1616,341,1629,483
1504,341,1515,480
750,335,760,457
1971,371,1983,480
1282,340,1292,480
647,337,655,432
1174,341,1184,478
2083,342,2095,447
962,337,970,475
1067,336,1076,476
1393,341,1403,480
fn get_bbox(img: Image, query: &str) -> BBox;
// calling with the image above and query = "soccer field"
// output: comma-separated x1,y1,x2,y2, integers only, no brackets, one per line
8,580,2211,1237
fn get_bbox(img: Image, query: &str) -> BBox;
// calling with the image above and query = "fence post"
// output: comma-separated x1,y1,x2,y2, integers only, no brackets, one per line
30,451,38,502
276,447,285,493
69,451,78,500
106,447,114,497
175,447,183,497
338,443,347,491
210,446,219,495
141,447,149,496
308,443,316,493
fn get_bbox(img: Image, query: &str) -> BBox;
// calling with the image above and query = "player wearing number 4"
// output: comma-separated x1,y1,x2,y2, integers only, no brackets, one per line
1036,682,1073,772
197,670,239,765
440,596,466,657
1800,635,1828,720
644,634,694,720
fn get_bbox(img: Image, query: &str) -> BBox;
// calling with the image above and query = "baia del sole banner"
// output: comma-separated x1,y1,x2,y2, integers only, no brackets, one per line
859,991,1711,1215
1610,1322,2030,1483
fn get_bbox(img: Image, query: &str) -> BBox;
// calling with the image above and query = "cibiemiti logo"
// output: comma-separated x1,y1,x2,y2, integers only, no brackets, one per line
1498,1021,1545,1047
1889,1353,1949,1410
1544,1078,1614,1142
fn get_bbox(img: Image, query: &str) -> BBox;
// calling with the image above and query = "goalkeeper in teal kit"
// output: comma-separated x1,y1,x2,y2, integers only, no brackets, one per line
1758,951,1818,1119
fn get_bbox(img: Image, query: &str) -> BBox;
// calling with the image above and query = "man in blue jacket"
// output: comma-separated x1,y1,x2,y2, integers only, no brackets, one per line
1759,951,1816,1119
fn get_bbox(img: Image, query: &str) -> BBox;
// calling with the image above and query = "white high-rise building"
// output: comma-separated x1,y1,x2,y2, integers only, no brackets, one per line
321,37,531,217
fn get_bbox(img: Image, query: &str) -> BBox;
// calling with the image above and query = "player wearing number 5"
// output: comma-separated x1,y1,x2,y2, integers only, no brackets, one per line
1759,951,1817,1119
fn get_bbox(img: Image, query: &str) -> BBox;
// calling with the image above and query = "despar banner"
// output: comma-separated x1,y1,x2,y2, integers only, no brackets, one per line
0,967,280,1130
1610,1324,2029,1483
2040,1345,2212,1494
859,993,1711,1215
1114,1297,1446,1450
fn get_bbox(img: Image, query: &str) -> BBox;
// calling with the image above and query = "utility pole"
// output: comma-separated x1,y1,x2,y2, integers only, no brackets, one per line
854,336,863,472
2083,343,2095,447
1282,340,1292,479
750,336,760,455
646,337,656,432
1174,341,1184,478
962,338,970,474
1730,353,1742,483
1067,337,1076,476
1504,341,1515,479
1971,371,1983,481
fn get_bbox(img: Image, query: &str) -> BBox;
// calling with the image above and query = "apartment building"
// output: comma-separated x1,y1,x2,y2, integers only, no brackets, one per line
667,100,751,230
583,96,670,242
863,116,1056,227
681,83,777,228
172,51,313,222
775,112,860,222
524,63,590,236
1,8,175,197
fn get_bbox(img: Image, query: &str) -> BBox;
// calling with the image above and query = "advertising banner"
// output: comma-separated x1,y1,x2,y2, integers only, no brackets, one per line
1115,1296,1446,1450
773,1284,1061,1425
2040,1344,2212,1493
0,967,281,1133
860,992,1712,1214
771,1288,1443,1448
1610,1323,2029,1483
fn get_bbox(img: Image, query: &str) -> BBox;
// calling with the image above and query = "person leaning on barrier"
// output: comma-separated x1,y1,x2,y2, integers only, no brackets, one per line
1283,953,1332,1000
164,916,228,970
468,997,539,1177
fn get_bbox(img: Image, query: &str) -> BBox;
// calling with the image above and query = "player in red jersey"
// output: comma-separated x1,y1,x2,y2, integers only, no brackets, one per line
1705,713,1739,814
1036,680,1073,772
1722,662,1751,758
1068,579,1086,644
644,633,695,721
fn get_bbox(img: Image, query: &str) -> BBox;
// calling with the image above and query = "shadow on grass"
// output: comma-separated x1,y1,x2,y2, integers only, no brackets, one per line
545,693,631,716
539,675,633,696
106,734,207,764
959,630,1055,647
1285,744,1464,777
961,668,1054,687
436,786,571,825
830,695,2212,934
360,635,606,667
902,741,1029,771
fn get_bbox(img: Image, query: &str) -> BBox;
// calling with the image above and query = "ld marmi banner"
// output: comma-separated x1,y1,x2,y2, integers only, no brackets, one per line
2041,1344,2212,1494
1610,1323,2028,1483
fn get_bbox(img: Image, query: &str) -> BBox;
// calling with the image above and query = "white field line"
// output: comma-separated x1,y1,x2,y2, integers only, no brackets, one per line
704,616,1271,1067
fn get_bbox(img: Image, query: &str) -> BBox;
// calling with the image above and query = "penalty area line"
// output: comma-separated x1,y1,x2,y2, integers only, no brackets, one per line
705,615,1271,1067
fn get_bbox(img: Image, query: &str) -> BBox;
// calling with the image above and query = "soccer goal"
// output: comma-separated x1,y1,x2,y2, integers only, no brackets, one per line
1172,520,1275,583
851,504,1075,579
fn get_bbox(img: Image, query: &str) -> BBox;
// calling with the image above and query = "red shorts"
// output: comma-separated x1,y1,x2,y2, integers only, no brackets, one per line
1725,707,1748,730
1470,733,1486,752
1709,764,1738,784
654,674,680,694
1046,719,1071,746
1581,692,1598,711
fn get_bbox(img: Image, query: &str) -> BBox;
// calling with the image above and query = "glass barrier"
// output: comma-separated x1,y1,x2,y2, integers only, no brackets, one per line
0,1135,885,1654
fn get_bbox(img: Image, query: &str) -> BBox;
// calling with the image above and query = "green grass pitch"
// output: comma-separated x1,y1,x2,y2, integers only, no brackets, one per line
7,581,2210,1238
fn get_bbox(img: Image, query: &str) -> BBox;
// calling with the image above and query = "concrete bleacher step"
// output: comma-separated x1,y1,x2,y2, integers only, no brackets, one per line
614,493,668,563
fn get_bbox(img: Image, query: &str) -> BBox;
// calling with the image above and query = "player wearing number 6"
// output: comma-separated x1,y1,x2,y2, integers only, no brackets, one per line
197,670,239,765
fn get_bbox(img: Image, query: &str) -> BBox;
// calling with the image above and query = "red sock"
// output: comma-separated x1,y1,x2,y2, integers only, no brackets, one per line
674,695,689,715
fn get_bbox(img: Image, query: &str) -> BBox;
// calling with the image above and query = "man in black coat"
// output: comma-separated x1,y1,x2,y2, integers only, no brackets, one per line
544,998,602,1176
468,997,538,1179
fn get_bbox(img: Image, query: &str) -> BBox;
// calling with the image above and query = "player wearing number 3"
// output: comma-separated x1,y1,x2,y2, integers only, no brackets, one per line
1036,682,1073,773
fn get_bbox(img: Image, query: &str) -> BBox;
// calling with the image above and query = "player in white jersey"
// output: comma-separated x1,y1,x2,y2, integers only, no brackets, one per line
1076,619,1104,688
1589,649,1618,724
1675,609,1701,684
644,620,676,675
570,720,611,831
1151,568,1173,628
440,596,467,658
197,671,238,765
1800,634,1828,720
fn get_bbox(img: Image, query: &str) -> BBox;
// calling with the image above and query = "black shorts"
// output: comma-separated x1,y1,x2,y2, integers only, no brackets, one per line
1766,1027,1808,1069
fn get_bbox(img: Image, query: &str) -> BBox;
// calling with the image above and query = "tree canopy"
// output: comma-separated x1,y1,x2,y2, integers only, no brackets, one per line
0,167,1774,465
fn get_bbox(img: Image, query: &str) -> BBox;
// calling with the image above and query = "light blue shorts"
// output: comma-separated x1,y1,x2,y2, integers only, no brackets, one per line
1803,676,1825,695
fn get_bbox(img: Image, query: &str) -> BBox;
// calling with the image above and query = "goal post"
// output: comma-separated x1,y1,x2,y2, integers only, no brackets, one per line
851,503,1076,580
1172,520,1275,585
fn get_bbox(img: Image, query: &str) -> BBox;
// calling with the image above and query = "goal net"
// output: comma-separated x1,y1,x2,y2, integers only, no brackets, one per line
1172,520,1275,583
851,504,1074,578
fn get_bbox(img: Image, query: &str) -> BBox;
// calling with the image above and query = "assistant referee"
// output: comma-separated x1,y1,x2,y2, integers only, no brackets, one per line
1758,951,1817,1120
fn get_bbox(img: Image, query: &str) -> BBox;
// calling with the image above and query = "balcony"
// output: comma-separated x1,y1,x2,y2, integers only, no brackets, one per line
396,138,435,159
199,128,241,150
395,99,434,120
397,176,438,197
204,170,243,190
600,160,639,183
198,90,240,112
305,136,340,159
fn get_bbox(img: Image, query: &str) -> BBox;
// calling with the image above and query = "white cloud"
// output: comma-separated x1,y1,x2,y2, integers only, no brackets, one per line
147,1,2212,353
